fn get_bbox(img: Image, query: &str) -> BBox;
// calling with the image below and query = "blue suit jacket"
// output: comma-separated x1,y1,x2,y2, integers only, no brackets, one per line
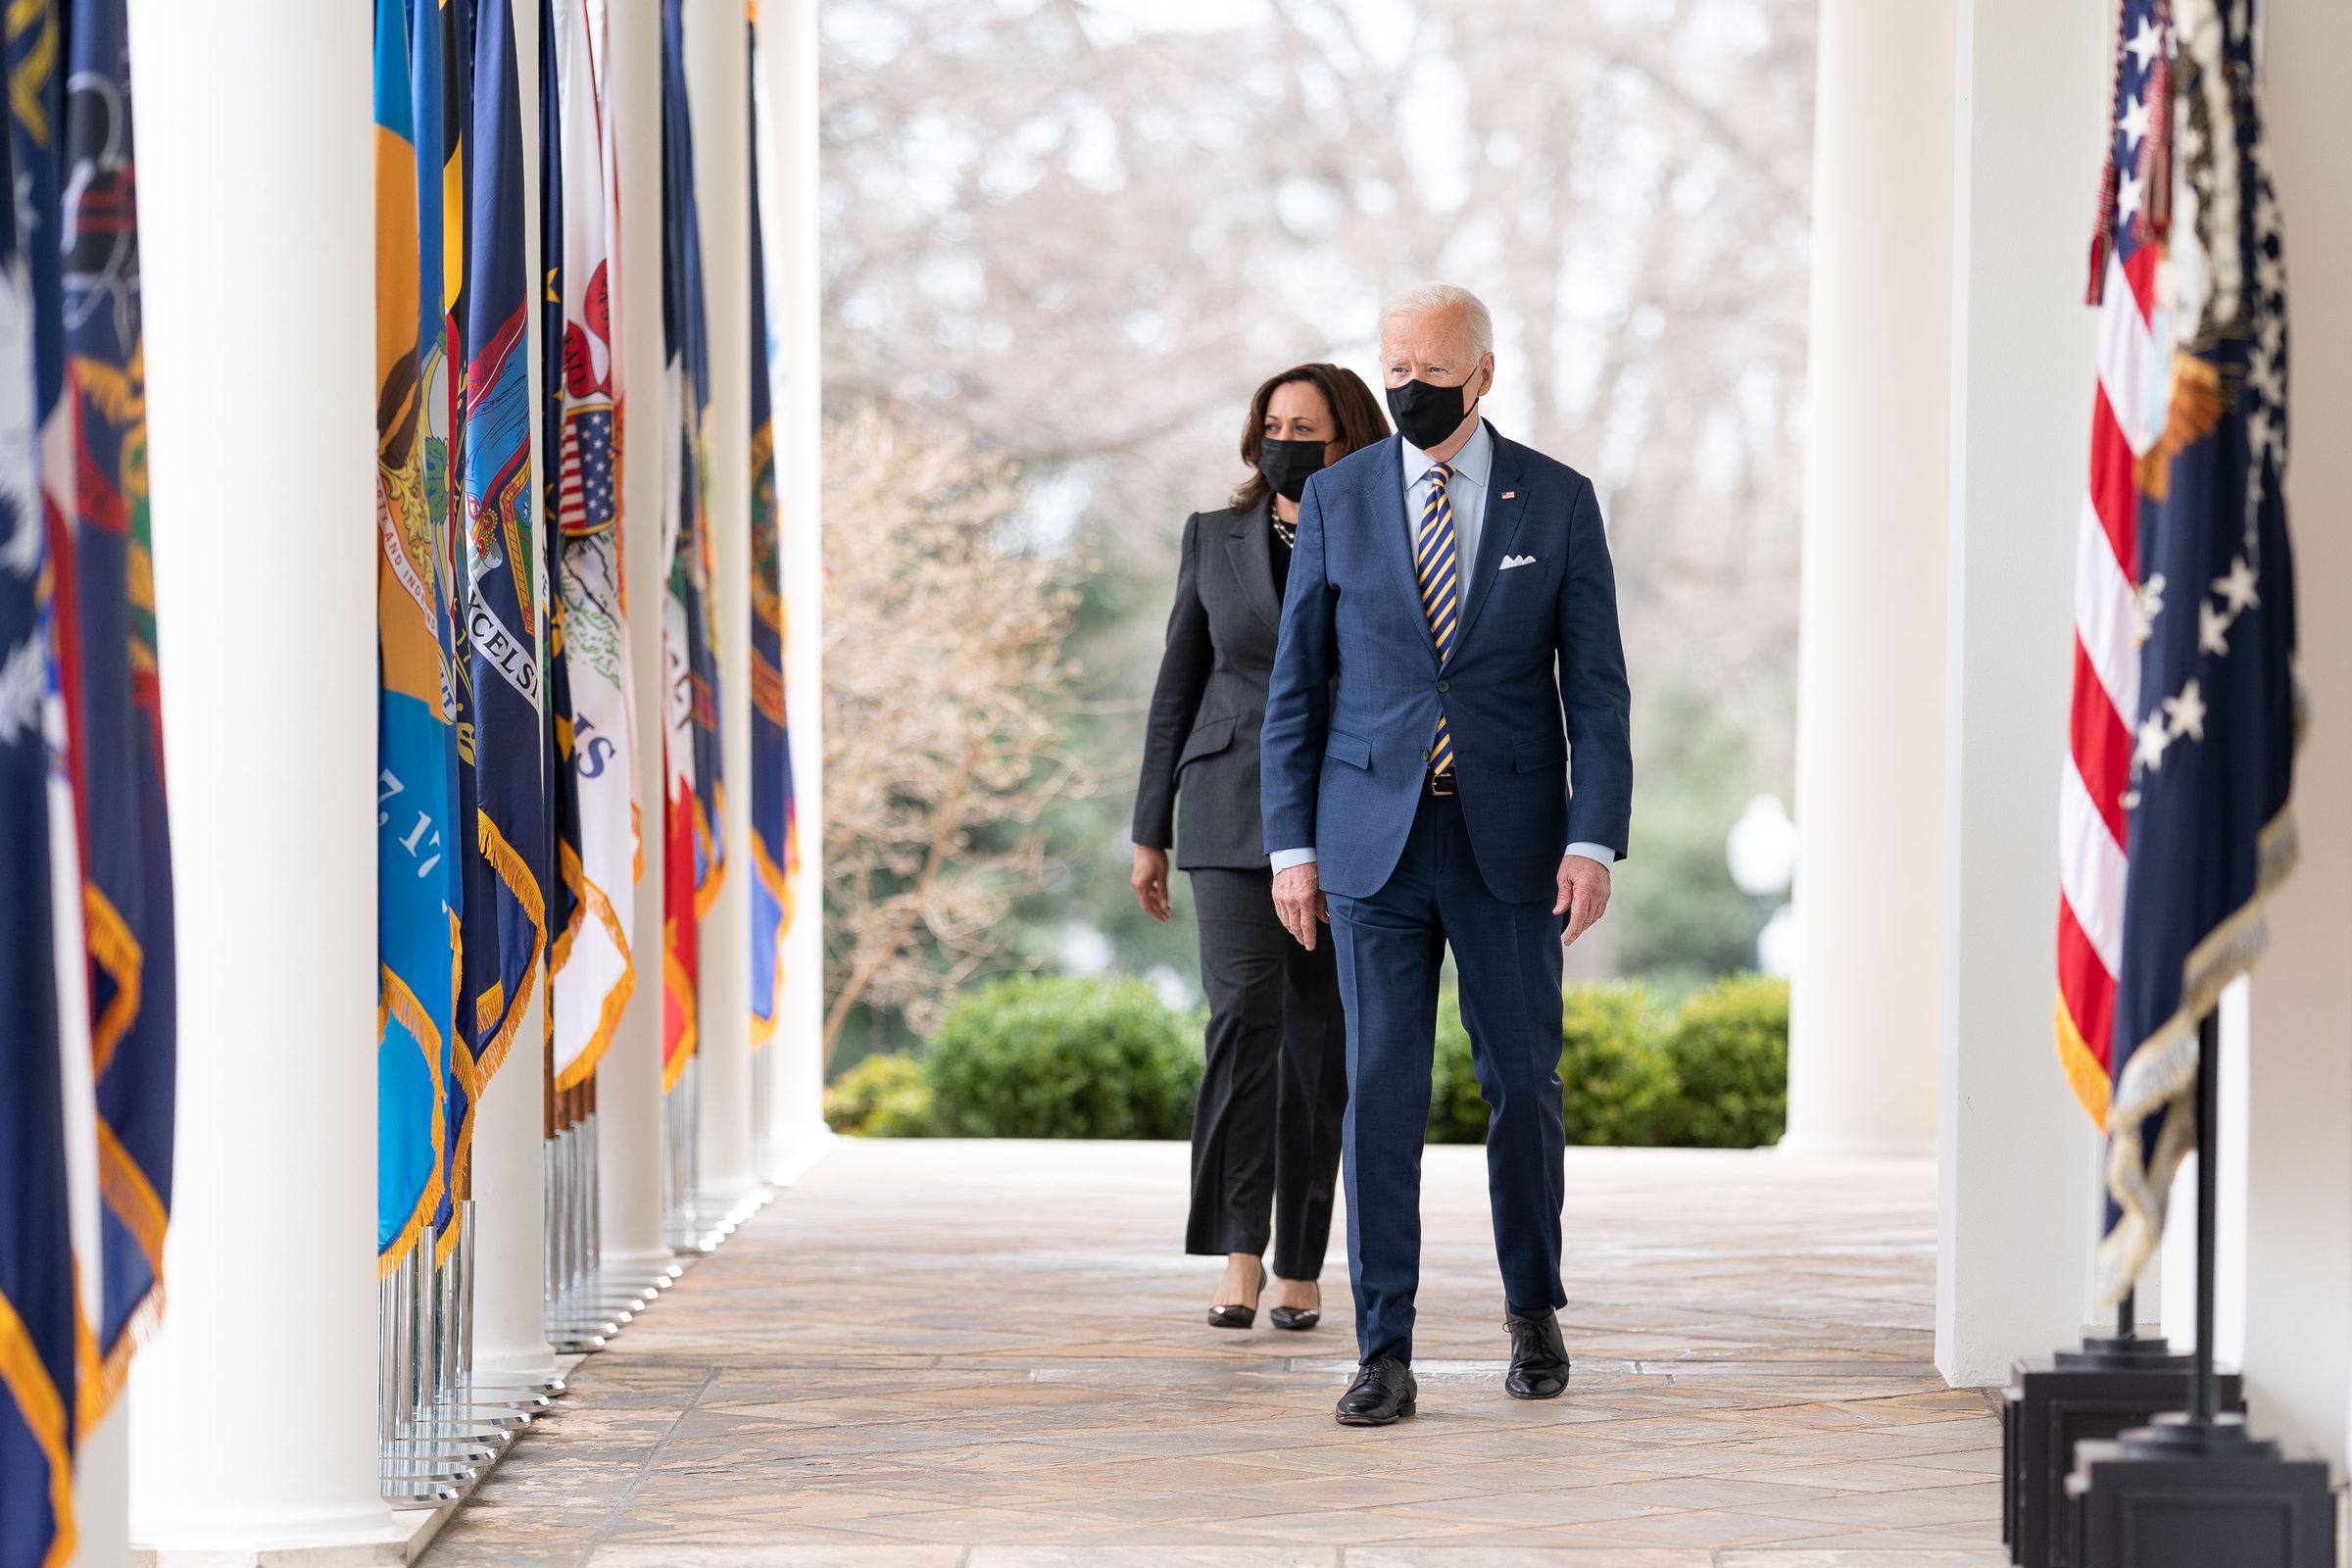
1260,425,1632,906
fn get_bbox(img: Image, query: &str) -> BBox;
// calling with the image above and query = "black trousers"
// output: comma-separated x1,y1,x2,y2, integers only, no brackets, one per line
1185,867,1348,1280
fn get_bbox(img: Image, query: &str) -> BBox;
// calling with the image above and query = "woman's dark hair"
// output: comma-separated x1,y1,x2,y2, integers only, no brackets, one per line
1229,363,1392,511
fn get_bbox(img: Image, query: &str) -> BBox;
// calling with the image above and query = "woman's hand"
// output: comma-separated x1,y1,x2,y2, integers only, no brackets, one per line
1131,845,1172,922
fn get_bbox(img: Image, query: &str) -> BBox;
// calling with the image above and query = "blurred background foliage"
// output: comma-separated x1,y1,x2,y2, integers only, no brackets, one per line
829,973,1788,1147
817,0,1814,1068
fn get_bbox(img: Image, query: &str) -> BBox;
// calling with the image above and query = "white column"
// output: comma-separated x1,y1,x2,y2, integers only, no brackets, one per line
1931,0,2106,1386
70,1404,128,1568
686,0,757,1203
597,0,672,1277
471,0,557,1381
2240,0,2352,1477
124,0,392,1551
1782,0,1954,1158
755,0,832,1182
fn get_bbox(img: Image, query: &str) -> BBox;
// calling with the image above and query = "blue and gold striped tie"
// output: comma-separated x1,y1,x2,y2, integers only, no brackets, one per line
1417,461,1459,775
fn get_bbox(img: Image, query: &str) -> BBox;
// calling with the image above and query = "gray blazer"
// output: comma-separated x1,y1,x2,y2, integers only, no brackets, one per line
1133,500,1288,870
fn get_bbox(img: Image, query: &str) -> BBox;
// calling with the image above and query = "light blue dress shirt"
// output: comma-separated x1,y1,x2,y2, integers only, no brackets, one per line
1271,419,1613,876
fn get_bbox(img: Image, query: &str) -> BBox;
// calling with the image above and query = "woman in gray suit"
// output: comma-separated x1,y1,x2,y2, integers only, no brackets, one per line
1132,364,1391,1331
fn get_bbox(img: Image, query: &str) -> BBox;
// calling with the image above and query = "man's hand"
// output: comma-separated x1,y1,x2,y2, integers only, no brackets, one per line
1555,854,1611,949
1272,863,1329,951
1131,846,1172,922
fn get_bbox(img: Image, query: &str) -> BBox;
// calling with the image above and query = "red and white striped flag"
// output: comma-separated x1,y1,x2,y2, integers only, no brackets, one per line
2056,3,2165,1125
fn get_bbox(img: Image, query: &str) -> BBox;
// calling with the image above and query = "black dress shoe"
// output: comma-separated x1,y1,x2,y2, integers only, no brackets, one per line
1206,1260,1266,1330
1334,1356,1417,1426
1504,1306,1573,1399
1268,1281,1320,1332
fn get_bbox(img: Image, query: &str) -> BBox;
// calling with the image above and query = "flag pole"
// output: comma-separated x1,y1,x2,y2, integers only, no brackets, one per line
2111,1007,2272,1459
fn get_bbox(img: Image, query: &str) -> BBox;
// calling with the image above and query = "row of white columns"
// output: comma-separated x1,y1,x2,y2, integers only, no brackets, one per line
1789,0,2352,1474
76,3,827,1560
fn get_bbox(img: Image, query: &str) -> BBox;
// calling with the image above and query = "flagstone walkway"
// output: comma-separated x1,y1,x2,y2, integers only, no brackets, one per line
423,1138,2005,1566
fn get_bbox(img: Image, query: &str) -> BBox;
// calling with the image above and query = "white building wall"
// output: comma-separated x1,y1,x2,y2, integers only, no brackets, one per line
1933,0,2109,1388
2238,0,2352,1480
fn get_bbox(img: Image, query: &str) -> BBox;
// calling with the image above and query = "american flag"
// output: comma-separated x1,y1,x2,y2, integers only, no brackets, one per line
559,404,615,535
2064,0,2303,1304
2054,0,2165,1128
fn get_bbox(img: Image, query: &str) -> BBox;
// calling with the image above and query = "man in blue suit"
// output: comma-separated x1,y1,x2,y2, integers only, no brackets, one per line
1262,283,1632,1427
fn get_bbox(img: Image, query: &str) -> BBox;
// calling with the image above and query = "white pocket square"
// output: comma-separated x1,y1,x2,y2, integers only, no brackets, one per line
1499,554,1538,570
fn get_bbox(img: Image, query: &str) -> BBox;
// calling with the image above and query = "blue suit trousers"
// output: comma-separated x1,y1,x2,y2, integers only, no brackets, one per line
1327,790,1568,1366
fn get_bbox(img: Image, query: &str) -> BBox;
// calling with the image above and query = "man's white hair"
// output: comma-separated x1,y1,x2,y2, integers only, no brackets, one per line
1379,282,1494,360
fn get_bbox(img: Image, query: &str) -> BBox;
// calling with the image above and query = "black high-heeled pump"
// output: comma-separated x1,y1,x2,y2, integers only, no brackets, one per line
1206,1260,1266,1330
1268,1281,1321,1332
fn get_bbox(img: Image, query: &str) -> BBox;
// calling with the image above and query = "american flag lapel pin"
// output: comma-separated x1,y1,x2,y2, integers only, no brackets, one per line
1501,491,1516,501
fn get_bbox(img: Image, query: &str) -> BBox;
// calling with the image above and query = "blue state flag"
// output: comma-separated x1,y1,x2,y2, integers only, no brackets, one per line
457,0,547,1148
0,91,78,1566
375,0,457,1271
59,0,176,1419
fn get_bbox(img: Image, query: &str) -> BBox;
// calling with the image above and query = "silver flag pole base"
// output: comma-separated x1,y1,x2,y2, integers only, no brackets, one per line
467,1374,564,1399
414,1419,524,1439
549,1333,608,1353
394,1435,501,1462
384,1482,466,1508
444,1400,545,1429
378,1457,479,1486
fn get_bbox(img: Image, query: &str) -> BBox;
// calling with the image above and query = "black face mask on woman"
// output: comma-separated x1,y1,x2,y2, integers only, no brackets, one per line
1256,437,1329,503
1385,375,1479,451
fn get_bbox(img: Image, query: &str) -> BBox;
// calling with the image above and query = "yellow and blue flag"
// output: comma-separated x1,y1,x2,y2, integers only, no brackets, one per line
375,0,459,1276
456,0,546,1135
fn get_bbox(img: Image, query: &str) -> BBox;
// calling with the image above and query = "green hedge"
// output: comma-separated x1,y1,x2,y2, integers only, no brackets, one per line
826,971,1787,1150
921,973,1201,1139
822,1051,935,1137
1656,973,1788,1149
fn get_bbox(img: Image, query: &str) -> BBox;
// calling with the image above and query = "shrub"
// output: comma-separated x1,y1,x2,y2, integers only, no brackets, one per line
1658,974,1789,1148
922,973,1202,1139
1560,981,1677,1146
1427,981,1676,1147
823,1052,935,1137
1427,998,1487,1144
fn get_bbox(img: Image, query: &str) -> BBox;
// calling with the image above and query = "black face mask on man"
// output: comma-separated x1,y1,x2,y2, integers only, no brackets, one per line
1385,374,1480,451
1256,437,1329,503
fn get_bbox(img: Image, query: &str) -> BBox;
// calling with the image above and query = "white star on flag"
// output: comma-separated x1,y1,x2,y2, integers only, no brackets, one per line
2198,601,2231,656
2126,17,2162,68
2134,710,2173,772
2119,94,2152,150
2118,172,2145,221
2213,556,2259,612
2164,680,2207,744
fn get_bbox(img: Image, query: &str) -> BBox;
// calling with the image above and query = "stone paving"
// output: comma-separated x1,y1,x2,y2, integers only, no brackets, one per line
424,1137,2005,1566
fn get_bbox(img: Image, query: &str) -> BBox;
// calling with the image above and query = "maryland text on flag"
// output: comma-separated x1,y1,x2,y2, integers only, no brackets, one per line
2082,0,2302,1305
376,0,460,1278
660,0,721,1093
548,0,637,1094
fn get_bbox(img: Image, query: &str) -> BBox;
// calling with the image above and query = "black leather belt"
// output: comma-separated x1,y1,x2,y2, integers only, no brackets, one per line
1425,769,1458,798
